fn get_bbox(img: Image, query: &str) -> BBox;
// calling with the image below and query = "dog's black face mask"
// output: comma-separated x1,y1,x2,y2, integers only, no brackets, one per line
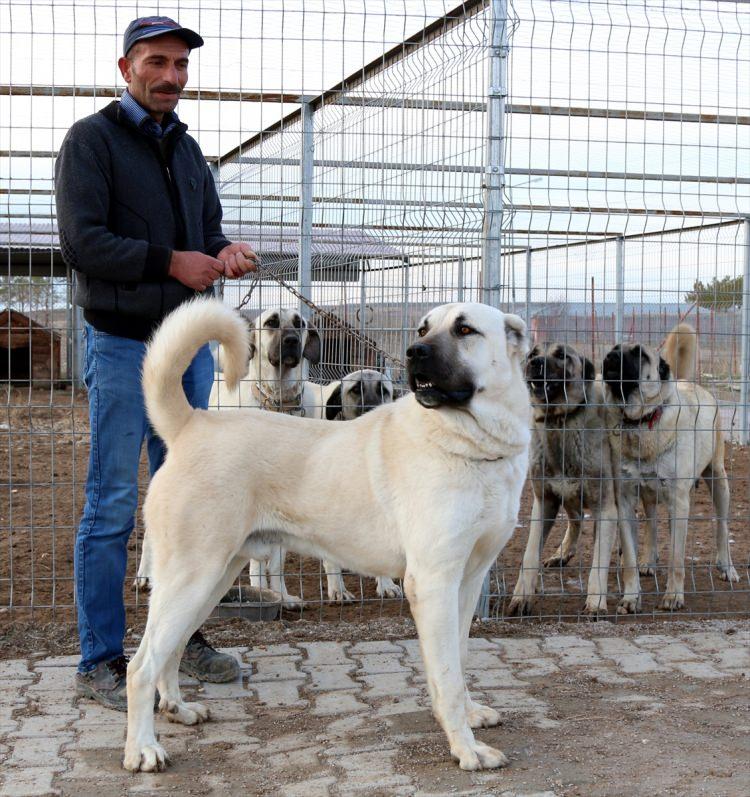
406,317,476,409
525,345,593,408
603,344,644,402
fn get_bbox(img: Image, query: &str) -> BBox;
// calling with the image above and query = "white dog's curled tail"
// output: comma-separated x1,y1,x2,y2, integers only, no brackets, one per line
142,298,250,446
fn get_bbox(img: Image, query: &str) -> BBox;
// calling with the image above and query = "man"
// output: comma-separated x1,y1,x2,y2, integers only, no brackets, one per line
55,16,257,710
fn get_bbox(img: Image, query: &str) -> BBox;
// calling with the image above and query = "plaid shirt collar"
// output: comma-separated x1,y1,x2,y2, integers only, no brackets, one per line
120,89,180,139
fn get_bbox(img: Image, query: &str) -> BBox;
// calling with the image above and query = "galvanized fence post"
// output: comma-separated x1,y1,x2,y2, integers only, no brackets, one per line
740,218,750,444
615,236,625,343
481,0,508,313
299,98,315,320
477,0,509,619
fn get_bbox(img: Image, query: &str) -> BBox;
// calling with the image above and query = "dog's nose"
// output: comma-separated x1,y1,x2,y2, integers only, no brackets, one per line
406,342,431,360
282,334,299,347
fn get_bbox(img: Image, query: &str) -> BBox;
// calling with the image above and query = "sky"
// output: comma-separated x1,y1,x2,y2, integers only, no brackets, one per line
1,0,749,308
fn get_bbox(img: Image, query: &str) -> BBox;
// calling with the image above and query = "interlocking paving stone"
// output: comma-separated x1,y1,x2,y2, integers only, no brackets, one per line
0,767,61,797
252,655,305,681
1,626,748,796
299,641,351,666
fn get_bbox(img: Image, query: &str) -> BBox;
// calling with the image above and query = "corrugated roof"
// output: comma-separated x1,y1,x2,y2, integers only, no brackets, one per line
1,221,405,259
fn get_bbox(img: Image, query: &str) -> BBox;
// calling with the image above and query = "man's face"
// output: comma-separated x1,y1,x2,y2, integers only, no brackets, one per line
118,34,190,120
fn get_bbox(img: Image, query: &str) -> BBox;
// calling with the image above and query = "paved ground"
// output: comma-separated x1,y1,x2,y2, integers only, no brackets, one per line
0,624,748,797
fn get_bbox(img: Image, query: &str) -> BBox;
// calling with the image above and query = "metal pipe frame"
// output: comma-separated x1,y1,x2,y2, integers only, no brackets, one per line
740,218,750,445
298,99,314,320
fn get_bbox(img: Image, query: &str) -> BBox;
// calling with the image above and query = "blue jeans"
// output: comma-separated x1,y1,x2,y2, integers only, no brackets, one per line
76,324,214,673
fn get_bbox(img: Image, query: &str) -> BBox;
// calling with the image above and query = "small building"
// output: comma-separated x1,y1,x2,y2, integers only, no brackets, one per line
0,309,61,384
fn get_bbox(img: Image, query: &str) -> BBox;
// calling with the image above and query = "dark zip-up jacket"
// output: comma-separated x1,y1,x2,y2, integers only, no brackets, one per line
54,100,231,340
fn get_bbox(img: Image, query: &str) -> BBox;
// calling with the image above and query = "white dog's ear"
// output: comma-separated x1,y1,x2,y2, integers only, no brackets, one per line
504,313,529,359
303,322,322,365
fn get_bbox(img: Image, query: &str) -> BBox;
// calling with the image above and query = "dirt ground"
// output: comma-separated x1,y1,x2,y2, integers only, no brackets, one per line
1,620,748,796
1,387,749,643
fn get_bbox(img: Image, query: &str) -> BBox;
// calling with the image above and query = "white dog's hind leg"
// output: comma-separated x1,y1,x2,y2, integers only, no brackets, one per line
704,463,739,583
405,569,507,771
375,576,402,599
133,532,153,591
156,555,246,726
124,559,237,772
324,560,355,603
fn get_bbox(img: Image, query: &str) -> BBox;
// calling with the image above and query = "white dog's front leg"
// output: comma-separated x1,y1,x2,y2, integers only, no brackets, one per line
248,557,266,590
375,576,402,599
459,565,501,730
617,489,642,614
405,570,508,771
508,493,560,616
585,500,617,615
324,560,355,603
267,546,303,609
661,492,690,610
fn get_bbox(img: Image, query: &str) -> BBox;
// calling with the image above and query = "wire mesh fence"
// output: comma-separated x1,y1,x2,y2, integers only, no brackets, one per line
1,0,749,628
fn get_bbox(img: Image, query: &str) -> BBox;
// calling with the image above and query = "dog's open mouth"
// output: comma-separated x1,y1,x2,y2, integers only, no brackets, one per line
410,374,473,408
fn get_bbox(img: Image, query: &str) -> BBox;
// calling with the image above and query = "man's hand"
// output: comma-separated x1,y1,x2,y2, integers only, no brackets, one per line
216,242,259,279
168,251,225,291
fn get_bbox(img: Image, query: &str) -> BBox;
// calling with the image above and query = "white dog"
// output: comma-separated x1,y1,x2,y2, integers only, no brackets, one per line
123,298,531,773
317,369,402,602
135,307,320,607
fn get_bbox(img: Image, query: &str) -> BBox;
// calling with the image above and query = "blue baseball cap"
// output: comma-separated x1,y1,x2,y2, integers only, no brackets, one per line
123,16,204,56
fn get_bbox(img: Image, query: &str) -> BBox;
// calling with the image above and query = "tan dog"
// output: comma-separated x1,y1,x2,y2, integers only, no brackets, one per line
123,298,531,773
508,343,618,615
602,323,739,612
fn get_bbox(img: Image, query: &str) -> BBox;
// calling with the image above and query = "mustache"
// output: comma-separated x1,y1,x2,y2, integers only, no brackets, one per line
151,84,182,95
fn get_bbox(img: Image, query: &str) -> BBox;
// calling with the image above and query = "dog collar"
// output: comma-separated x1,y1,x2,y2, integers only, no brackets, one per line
252,382,306,417
622,405,663,430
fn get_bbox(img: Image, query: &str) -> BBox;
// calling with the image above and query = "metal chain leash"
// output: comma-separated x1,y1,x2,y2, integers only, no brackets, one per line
223,265,407,370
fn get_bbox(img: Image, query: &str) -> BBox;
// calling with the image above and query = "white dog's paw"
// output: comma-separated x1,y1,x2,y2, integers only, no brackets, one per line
466,701,501,729
659,592,685,611
281,593,305,610
617,595,641,615
638,562,657,577
452,740,508,771
544,548,574,568
133,575,151,591
583,595,608,616
328,586,356,603
507,593,535,617
375,577,402,599
162,700,210,726
122,740,170,772
717,563,739,583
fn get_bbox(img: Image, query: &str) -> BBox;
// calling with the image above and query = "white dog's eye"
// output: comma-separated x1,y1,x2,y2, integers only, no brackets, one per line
458,325,474,336
417,327,428,337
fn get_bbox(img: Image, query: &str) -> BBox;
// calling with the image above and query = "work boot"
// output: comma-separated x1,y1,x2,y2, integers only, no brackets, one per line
75,655,160,712
179,630,240,683
75,654,129,711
